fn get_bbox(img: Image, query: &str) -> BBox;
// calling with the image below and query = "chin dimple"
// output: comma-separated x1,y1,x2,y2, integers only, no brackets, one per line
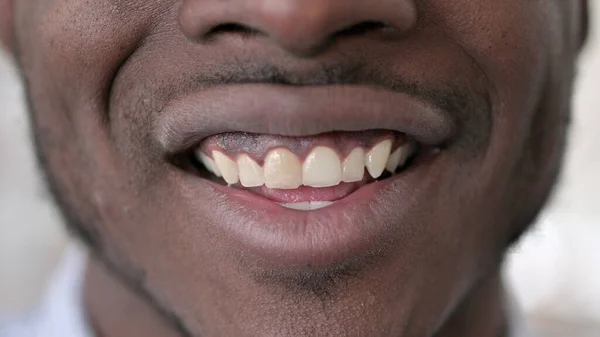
194,137,417,189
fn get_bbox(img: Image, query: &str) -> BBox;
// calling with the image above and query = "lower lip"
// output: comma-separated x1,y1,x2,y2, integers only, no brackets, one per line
190,153,439,268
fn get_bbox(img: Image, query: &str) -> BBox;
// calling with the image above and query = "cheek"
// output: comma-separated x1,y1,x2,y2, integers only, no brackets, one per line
16,1,167,176
429,0,564,193
414,1,571,249
19,0,156,100
13,0,175,259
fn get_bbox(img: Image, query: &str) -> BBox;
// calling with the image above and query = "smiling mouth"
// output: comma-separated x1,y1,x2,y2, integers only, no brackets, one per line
156,83,457,265
181,130,436,211
157,84,455,215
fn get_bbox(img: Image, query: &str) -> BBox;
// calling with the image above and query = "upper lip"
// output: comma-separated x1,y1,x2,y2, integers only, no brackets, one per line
152,59,463,155
155,83,457,155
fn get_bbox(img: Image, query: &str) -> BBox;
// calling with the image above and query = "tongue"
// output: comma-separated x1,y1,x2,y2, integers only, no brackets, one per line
242,176,373,203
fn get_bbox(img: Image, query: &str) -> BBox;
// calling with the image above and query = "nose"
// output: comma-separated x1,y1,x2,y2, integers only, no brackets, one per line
179,0,418,56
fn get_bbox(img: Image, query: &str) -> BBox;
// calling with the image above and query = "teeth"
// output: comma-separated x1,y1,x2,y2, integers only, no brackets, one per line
280,201,335,211
263,148,303,189
199,139,414,188
212,151,239,185
365,139,392,179
302,146,342,188
386,143,414,173
342,147,365,183
197,151,222,177
237,154,264,187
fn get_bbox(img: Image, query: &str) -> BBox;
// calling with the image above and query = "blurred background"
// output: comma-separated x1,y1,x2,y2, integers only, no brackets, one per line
1,5,599,336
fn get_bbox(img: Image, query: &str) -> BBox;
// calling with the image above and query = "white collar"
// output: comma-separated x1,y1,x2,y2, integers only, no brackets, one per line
30,243,93,337
505,288,530,337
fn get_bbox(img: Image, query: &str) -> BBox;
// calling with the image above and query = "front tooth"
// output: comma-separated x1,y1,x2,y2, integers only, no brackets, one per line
237,154,264,187
365,139,392,179
212,151,239,185
302,146,342,187
386,143,415,173
342,147,365,183
264,148,303,189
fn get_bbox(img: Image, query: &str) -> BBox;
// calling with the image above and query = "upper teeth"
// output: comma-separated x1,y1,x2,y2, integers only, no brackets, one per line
198,152,222,178
264,148,303,189
237,154,264,188
196,139,415,189
303,146,343,188
212,151,239,186
342,147,366,183
365,139,392,179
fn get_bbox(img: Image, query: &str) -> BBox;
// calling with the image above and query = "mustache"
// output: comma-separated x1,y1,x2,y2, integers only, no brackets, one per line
193,60,473,117
145,59,491,151
184,59,491,149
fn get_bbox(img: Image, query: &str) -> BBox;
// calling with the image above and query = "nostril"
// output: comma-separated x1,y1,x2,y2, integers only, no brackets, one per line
206,23,262,38
335,21,392,37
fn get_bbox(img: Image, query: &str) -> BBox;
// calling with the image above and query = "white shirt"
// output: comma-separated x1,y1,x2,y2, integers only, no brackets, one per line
0,244,93,337
0,244,528,337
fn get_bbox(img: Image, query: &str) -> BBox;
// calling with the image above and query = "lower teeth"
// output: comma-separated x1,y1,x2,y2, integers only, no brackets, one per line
279,201,335,211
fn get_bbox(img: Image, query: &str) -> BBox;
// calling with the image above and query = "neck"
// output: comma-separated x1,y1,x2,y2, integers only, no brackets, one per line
84,256,511,337
435,272,510,337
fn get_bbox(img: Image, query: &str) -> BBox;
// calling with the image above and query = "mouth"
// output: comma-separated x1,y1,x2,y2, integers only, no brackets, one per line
158,84,455,266
183,130,433,211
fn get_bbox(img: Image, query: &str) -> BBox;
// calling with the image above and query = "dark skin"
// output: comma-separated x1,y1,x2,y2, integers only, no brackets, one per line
0,1,589,336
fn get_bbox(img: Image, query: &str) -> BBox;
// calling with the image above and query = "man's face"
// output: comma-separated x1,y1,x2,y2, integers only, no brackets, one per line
3,0,588,335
